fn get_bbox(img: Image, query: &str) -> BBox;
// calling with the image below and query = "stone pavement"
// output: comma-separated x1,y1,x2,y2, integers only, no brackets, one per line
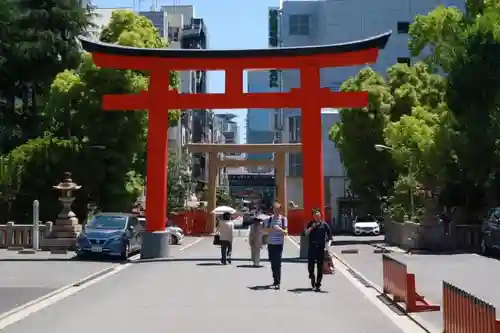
0,236,426,333
331,237,500,332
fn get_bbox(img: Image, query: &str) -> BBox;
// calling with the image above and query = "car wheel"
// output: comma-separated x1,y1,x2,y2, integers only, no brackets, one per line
169,235,178,245
121,244,130,260
481,238,490,256
76,252,87,260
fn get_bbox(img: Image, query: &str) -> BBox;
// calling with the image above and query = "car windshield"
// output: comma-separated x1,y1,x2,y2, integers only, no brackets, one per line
87,215,127,230
357,216,375,222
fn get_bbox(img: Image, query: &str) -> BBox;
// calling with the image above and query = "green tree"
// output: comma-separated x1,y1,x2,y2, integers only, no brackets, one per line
408,5,466,72
330,63,449,216
167,152,193,212
216,186,233,206
0,135,83,222
445,9,500,217
0,0,93,154
45,10,181,212
384,103,454,223
410,2,500,220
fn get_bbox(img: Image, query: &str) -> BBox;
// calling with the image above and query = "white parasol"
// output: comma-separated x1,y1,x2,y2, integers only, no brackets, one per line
211,206,237,215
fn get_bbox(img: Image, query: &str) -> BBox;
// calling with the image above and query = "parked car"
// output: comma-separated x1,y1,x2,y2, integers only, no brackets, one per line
481,207,500,255
137,217,184,245
76,213,142,259
352,215,380,236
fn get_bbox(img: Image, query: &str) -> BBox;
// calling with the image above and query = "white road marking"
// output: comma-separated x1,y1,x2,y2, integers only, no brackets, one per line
0,253,140,330
179,237,204,251
286,236,428,333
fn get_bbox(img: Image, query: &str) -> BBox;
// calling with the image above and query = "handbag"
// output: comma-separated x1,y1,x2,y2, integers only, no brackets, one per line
213,233,221,246
323,249,335,275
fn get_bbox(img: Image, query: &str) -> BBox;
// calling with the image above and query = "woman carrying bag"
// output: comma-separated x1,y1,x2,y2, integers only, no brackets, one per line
248,216,264,267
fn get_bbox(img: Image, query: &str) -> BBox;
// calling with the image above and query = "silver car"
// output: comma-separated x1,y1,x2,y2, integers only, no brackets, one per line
137,217,184,245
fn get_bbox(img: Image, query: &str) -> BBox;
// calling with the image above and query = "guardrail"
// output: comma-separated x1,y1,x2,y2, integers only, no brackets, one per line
0,221,53,249
443,282,500,333
382,254,440,313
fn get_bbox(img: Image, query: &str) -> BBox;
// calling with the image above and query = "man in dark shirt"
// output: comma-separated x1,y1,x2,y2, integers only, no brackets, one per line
305,208,332,292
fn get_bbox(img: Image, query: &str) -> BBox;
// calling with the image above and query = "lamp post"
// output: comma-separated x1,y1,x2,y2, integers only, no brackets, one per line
374,144,415,217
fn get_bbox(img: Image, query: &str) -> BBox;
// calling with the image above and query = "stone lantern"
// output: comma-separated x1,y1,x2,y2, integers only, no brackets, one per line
42,172,82,253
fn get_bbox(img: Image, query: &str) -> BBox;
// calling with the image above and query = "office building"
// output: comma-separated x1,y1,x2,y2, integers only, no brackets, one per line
216,113,240,145
246,70,276,173
270,0,465,216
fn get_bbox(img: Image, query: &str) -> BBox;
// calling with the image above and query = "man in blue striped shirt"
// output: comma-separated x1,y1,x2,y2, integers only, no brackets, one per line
263,202,288,289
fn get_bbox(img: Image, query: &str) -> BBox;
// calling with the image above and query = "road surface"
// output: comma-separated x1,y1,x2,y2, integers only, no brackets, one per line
0,236,425,333
331,236,500,332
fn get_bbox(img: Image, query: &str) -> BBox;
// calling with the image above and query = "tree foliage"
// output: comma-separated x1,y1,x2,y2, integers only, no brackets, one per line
334,2,500,224
42,10,183,213
216,186,233,206
330,63,447,215
167,152,193,212
0,0,93,154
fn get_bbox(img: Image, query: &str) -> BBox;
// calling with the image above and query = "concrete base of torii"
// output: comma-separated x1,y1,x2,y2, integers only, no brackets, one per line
140,231,170,259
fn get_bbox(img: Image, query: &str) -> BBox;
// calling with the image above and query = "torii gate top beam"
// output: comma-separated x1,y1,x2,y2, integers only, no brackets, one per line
78,32,390,71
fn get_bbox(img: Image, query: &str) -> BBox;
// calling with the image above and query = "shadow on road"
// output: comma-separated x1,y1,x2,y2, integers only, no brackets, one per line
288,287,329,294
196,262,221,266
0,257,77,262
133,257,307,264
332,239,385,246
0,256,131,265
247,285,273,291
236,264,263,268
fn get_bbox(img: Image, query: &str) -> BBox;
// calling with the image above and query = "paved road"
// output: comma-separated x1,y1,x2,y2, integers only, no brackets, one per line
331,237,500,332
0,236,424,333
0,250,117,316
0,238,201,318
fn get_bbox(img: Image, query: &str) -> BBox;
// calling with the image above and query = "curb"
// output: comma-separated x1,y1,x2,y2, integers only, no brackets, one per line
17,249,37,254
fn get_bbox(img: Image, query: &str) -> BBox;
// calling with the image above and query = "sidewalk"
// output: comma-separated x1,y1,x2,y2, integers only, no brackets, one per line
331,241,500,332
1,237,423,333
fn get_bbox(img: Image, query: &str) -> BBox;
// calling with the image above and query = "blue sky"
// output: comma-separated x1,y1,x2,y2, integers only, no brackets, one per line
94,0,281,143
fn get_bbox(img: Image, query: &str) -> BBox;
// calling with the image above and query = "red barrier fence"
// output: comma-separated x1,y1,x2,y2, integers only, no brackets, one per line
382,255,440,313
443,282,500,333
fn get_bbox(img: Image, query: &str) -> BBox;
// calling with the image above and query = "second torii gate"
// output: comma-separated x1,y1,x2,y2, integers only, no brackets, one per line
79,31,391,259
187,143,301,232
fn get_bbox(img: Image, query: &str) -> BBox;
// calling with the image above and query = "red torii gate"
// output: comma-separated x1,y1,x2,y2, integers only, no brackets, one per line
79,31,390,259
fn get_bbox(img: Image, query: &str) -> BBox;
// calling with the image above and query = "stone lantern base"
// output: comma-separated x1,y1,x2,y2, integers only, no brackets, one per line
42,214,81,253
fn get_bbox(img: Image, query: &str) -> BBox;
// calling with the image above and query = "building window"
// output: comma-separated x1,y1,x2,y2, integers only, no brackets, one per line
269,69,279,88
397,21,410,34
289,14,310,35
168,27,180,41
289,153,303,177
288,116,301,142
397,57,411,66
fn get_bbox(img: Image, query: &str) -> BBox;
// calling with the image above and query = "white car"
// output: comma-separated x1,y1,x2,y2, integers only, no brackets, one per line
137,217,184,245
353,216,380,236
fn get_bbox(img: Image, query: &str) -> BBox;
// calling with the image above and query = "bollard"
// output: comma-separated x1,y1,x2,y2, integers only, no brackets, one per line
32,200,39,251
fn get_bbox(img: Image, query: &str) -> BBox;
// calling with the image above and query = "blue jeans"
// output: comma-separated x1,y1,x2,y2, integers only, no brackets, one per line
267,244,284,284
